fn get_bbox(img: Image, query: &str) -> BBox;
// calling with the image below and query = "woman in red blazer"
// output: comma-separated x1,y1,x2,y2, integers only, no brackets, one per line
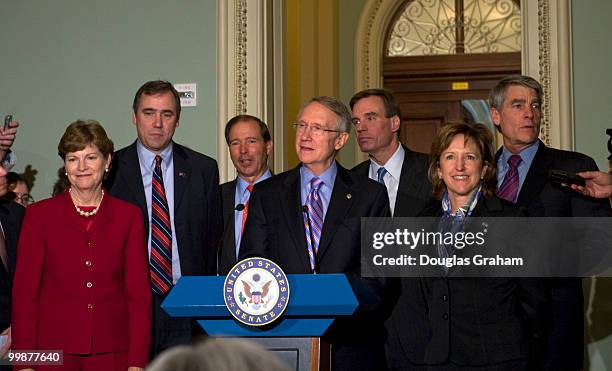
12,120,151,371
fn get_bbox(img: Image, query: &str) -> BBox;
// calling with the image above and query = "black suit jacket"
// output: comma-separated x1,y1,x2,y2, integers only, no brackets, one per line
105,141,223,353
239,163,391,370
412,196,547,369
353,145,434,370
352,145,432,217
0,200,25,331
498,140,612,371
218,179,237,274
240,163,389,273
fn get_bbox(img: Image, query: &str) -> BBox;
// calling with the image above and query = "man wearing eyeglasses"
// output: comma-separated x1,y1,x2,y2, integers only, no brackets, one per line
0,164,25,365
240,96,391,370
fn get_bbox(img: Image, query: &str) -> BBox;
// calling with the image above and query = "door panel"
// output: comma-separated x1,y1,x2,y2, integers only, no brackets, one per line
384,53,520,154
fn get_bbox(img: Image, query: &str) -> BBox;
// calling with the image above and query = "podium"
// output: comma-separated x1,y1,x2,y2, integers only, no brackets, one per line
162,274,360,371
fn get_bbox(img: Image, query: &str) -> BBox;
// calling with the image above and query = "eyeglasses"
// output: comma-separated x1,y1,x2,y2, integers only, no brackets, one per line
292,122,341,136
17,194,35,206
5,191,34,206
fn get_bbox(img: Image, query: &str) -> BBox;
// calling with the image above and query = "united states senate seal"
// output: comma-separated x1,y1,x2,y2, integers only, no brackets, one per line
224,257,290,326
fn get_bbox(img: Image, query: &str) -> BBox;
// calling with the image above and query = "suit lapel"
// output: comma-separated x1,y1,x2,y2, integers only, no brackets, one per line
118,143,148,216
0,204,10,277
172,143,191,213
516,140,551,206
352,160,369,178
470,196,502,217
281,167,311,271
222,180,237,255
317,164,354,262
396,146,423,213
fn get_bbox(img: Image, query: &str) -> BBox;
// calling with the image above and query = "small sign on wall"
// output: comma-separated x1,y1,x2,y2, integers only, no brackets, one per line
174,83,197,107
452,82,469,90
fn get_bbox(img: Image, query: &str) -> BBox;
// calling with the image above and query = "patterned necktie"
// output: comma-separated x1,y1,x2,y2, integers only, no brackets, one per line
150,155,173,295
497,155,522,203
377,167,388,186
303,177,324,271
241,184,254,234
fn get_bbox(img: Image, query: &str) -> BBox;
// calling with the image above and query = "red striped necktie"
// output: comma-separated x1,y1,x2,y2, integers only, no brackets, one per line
241,184,254,234
150,155,173,295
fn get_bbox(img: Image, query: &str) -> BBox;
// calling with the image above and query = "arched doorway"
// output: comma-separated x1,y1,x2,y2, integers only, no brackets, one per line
354,0,573,163
382,0,521,153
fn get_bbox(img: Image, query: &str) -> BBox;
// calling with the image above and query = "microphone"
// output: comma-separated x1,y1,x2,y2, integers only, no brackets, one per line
302,205,318,274
235,203,245,211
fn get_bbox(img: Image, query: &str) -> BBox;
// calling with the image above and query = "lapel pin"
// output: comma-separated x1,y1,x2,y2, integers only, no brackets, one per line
178,171,187,178
346,193,352,199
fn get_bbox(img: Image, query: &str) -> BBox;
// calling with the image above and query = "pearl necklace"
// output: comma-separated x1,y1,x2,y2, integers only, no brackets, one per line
69,189,104,217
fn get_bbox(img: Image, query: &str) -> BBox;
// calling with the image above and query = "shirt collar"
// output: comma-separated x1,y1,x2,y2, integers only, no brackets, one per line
136,140,173,170
300,161,337,191
370,143,404,181
499,140,539,170
236,169,272,196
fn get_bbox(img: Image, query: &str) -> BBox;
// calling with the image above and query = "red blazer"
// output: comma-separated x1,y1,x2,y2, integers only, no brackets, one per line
12,191,152,367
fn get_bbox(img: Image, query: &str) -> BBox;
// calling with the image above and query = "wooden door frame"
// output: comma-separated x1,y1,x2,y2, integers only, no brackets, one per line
354,0,573,163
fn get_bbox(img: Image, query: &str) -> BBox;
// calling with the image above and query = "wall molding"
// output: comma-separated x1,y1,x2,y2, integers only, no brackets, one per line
217,0,285,183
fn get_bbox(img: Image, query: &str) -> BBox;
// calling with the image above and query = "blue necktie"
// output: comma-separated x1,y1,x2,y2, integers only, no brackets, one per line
304,177,324,271
150,155,173,295
377,167,388,186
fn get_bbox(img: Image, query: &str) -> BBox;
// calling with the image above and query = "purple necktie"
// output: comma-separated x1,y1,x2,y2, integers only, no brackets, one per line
497,155,522,203
303,177,324,271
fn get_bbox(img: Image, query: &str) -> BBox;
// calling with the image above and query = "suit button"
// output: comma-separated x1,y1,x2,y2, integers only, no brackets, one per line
443,313,449,320
85,260,92,267
86,282,93,288
442,295,448,302
87,304,94,309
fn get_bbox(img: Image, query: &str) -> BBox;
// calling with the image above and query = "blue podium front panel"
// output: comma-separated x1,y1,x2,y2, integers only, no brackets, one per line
163,274,358,317
161,273,359,337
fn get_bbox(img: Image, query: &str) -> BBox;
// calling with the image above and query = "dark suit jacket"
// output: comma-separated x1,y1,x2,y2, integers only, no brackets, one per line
0,200,24,331
11,192,151,367
218,179,238,275
239,163,391,370
498,140,612,371
353,145,434,370
413,196,546,368
352,145,432,217
105,141,223,352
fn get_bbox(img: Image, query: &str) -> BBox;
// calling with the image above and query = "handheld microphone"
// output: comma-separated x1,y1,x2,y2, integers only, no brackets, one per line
235,203,245,211
302,205,318,274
